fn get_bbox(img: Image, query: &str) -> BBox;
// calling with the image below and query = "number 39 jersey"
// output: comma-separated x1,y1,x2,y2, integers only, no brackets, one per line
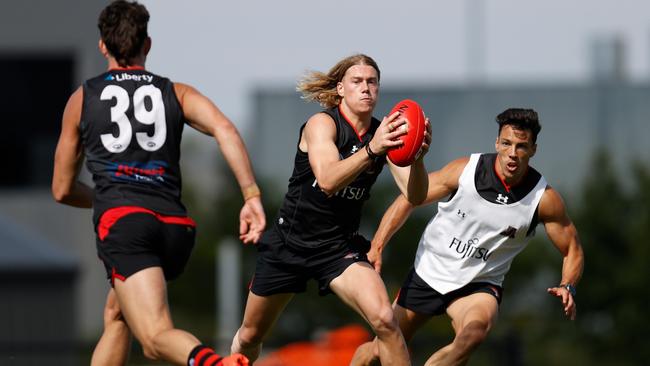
80,68,187,225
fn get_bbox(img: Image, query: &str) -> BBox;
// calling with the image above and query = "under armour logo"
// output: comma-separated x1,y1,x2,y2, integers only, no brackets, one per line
351,145,359,154
457,209,466,218
500,226,517,238
496,193,509,204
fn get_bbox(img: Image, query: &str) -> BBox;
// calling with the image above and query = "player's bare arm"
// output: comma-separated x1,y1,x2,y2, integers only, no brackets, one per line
368,156,467,272
539,185,585,320
421,156,468,205
302,112,402,196
174,83,265,243
52,87,93,208
386,117,432,205
367,194,415,273
174,82,257,190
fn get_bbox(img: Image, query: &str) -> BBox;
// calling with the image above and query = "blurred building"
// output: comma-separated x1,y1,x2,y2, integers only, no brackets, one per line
0,214,78,365
0,0,108,349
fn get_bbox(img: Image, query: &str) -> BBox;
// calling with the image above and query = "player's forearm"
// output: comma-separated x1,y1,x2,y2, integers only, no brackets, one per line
404,159,428,205
372,195,415,251
560,240,584,286
53,181,93,208
216,129,260,198
314,149,373,196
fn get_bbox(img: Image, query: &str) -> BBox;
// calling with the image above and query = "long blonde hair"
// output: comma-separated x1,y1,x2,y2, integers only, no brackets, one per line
296,54,381,109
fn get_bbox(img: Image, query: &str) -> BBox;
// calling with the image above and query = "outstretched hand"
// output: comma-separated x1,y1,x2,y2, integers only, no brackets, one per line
367,240,383,274
547,286,577,320
239,196,266,244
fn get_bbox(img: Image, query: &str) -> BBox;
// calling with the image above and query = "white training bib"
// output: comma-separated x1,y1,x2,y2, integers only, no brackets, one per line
414,154,547,294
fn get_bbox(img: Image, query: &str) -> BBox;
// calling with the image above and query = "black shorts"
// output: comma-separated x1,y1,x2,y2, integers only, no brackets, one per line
96,207,196,285
396,268,503,316
250,228,370,296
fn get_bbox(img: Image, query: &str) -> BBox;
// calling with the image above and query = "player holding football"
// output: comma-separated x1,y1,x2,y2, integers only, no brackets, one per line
351,108,584,366
230,54,431,366
52,1,264,365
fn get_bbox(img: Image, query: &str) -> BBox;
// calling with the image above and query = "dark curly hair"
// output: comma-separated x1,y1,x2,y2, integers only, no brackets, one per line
495,108,542,143
97,0,150,67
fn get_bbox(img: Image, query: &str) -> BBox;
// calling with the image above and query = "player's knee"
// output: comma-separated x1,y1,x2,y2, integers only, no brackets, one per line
103,303,130,339
140,329,171,361
455,321,489,351
235,326,264,349
104,306,125,327
140,338,161,361
367,305,399,336
232,328,262,362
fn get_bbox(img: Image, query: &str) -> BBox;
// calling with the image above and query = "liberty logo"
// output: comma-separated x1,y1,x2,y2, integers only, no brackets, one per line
105,73,153,83
496,193,509,204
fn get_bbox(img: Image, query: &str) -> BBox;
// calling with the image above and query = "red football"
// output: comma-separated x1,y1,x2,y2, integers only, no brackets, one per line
386,99,426,167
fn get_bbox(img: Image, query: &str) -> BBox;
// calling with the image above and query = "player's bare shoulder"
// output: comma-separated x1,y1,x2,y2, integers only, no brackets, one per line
446,156,470,175
423,156,469,204
538,185,568,222
300,112,337,150
172,82,197,105
305,111,336,130
69,85,84,101
439,156,470,186
62,86,84,127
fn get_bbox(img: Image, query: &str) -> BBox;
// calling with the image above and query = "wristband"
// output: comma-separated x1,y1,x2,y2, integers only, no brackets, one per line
241,183,261,201
365,143,380,161
560,283,577,297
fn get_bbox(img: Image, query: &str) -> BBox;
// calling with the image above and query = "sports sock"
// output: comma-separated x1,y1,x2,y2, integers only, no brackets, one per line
187,344,223,366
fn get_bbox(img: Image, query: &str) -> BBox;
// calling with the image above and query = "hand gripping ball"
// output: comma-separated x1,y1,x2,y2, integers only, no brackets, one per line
386,99,426,167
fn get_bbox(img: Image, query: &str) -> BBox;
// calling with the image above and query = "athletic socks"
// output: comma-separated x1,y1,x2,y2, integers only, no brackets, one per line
187,345,223,366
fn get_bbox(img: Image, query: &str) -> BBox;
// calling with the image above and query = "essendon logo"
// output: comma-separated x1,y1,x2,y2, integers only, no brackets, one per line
115,164,165,177
500,226,517,238
111,161,166,184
